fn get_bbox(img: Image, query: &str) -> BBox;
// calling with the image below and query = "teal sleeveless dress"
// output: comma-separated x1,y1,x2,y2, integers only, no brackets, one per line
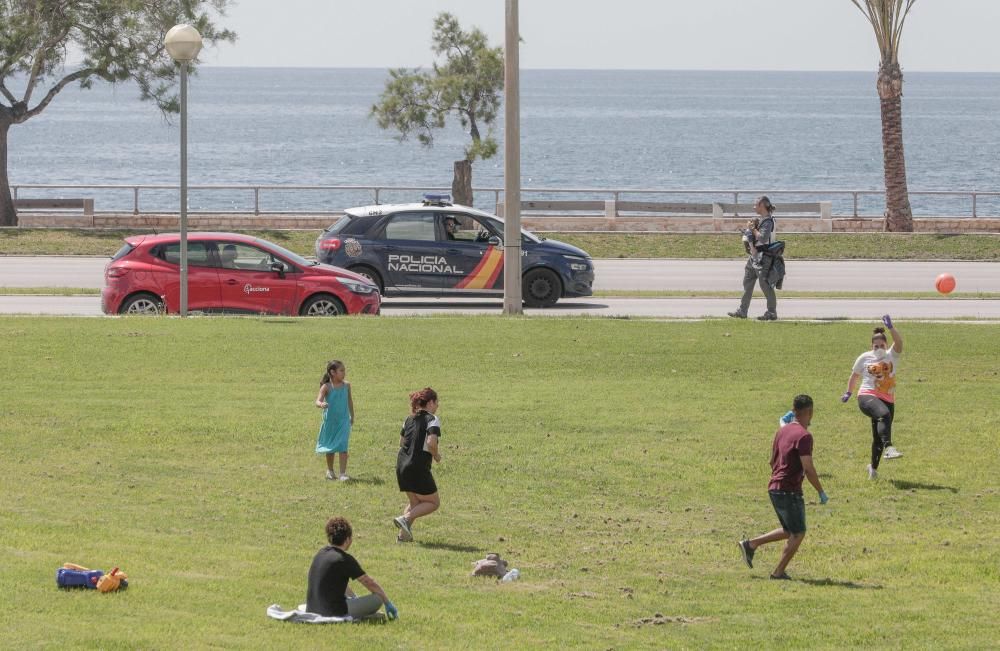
316,383,351,453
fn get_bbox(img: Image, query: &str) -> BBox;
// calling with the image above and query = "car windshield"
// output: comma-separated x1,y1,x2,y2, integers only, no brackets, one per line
256,239,318,266
111,242,135,261
485,217,541,243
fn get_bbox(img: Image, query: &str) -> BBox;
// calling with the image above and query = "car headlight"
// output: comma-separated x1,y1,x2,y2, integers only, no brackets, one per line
563,255,591,271
339,279,377,294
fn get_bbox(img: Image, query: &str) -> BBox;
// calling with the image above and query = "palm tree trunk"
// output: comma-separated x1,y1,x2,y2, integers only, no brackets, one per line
0,120,17,227
877,62,913,232
452,159,473,206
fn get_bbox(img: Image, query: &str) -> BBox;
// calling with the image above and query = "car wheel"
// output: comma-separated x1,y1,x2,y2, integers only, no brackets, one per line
119,292,164,315
522,268,562,308
300,293,347,316
348,266,384,293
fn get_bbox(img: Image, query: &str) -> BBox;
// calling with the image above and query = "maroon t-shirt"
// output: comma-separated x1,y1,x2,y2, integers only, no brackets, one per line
768,423,814,493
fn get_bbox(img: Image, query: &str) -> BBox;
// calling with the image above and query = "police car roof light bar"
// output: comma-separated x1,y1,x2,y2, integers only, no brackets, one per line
422,193,452,206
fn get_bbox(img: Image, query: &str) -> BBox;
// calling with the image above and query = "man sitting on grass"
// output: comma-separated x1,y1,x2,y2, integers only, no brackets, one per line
738,394,828,580
306,516,398,620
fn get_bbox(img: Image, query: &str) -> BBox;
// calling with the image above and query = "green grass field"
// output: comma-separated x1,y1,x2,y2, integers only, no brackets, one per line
1,317,997,649
2,228,999,260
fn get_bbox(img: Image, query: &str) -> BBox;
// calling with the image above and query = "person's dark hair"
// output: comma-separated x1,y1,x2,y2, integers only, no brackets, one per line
321,360,344,385
792,394,813,412
410,387,438,413
326,516,352,546
872,327,888,343
756,195,776,214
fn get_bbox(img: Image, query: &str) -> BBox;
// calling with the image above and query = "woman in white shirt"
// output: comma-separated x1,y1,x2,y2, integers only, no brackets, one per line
841,315,904,480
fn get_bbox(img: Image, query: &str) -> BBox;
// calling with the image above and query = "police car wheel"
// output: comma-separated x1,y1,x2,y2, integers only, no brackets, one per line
119,292,164,315
301,294,346,317
522,268,561,308
348,265,383,293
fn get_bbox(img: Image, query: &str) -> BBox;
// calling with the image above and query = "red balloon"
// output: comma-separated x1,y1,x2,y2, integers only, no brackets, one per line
935,273,956,294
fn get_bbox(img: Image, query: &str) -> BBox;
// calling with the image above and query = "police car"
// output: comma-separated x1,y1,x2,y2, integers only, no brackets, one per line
314,195,594,307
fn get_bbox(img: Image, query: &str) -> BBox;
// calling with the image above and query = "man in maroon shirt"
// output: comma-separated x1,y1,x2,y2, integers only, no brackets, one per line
738,395,828,580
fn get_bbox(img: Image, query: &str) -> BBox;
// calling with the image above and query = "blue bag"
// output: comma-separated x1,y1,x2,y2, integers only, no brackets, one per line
57,568,104,589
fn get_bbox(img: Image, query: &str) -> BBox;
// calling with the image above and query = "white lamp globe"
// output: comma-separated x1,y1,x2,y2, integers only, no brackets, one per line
164,24,203,62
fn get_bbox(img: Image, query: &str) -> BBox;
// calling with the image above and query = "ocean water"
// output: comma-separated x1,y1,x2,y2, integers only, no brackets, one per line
8,68,1000,215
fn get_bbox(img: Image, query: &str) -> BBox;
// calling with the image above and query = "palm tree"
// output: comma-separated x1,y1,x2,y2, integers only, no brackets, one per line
850,0,917,232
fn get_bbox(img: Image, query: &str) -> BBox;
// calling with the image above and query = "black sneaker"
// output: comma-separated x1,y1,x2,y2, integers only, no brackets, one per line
738,539,754,569
769,572,792,580
727,310,747,319
756,312,777,321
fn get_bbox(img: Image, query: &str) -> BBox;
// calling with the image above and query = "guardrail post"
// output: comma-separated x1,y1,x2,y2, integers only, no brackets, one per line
374,188,381,205
605,200,617,229
133,187,139,215
819,201,833,232
972,192,977,218
254,187,260,215
12,186,17,200
733,192,740,217
853,192,859,217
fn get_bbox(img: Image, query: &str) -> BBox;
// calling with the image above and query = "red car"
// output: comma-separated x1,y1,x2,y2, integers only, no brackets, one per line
102,233,381,316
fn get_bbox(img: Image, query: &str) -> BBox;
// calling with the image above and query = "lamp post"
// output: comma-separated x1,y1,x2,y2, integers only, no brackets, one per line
164,24,203,317
502,0,522,314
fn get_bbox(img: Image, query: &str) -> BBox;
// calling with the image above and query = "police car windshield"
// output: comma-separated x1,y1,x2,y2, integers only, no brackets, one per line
485,217,540,243
257,239,317,266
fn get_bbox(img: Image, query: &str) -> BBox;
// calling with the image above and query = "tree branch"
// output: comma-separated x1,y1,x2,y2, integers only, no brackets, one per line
19,68,96,123
0,82,18,105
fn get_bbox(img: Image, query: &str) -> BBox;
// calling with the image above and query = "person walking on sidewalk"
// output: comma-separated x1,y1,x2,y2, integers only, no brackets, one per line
841,315,904,480
729,195,779,321
738,394,828,580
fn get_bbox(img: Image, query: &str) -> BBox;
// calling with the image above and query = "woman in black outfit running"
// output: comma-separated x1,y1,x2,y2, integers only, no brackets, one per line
393,388,442,542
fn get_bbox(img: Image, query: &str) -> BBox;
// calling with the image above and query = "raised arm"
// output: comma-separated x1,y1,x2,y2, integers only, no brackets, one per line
883,314,902,353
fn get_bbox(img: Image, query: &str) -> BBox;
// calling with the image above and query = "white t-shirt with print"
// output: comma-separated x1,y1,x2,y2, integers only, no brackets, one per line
852,349,900,403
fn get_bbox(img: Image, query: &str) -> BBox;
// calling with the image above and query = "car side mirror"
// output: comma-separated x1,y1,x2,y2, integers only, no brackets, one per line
488,235,502,246
270,262,286,278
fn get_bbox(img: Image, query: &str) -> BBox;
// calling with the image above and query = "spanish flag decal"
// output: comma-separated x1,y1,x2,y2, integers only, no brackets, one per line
455,246,504,289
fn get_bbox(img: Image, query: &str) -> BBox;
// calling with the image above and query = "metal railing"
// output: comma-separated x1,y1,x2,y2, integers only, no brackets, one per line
10,183,1000,218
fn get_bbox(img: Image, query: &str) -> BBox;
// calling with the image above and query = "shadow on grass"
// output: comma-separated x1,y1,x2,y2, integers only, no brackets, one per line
890,479,958,493
343,475,385,486
797,577,883,590
417,541,479,553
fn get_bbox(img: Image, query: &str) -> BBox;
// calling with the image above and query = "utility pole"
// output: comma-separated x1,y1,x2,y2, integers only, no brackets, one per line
502,0,522,314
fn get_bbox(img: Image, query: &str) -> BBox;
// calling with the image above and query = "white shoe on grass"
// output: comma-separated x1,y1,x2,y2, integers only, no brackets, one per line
325,470,336,480
867,464,878,480
883,446,903,460
338,474,350,482
393,516,413,541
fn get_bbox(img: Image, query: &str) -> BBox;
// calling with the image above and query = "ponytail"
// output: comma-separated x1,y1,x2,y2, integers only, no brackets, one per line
409,387,438,413
872,327,887,342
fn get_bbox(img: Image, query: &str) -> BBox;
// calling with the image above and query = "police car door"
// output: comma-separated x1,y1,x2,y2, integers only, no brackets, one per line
376,212,442,296
438,213,504,295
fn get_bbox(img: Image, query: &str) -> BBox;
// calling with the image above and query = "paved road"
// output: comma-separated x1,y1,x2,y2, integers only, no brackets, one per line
3,295,1000,320
2,256,999,292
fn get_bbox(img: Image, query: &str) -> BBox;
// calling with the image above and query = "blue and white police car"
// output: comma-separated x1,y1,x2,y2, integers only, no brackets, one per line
314,195,594,307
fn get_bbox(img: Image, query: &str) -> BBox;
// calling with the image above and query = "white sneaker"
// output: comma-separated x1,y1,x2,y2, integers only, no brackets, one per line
393,516,413,542
883,446,903,460
867,464,878,480
338,474,350,482
325,470,336,480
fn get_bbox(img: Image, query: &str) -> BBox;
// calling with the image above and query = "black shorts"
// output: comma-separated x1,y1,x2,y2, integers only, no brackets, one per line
396,464,437,496
769,490,806,534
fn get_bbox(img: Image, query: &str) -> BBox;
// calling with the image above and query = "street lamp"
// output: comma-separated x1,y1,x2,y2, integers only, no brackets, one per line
502,0,522,314
164,24,203,317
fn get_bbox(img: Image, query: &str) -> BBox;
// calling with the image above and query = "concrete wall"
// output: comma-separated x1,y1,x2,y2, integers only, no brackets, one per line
13,212,1000,233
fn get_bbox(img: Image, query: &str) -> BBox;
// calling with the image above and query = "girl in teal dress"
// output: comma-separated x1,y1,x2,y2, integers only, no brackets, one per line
315,360,355,481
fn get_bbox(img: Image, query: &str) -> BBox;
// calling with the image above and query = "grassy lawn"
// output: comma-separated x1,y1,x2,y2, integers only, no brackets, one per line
1,317,997,649
2,228,999,260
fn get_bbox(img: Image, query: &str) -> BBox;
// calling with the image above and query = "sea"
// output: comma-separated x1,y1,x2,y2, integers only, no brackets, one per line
7,68,1000,216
